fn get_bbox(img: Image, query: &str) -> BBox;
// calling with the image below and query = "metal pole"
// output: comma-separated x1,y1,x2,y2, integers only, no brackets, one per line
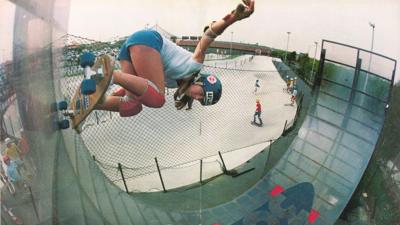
95,112,99,125
218,151,228,173
310,42,318,82
155,157,167,192
118,163,129,193
284,32,291,62
282,120,288,135
313,48,326,90
200,159,203,184
363,22,375,91
267,139,272,164
230,31,233,56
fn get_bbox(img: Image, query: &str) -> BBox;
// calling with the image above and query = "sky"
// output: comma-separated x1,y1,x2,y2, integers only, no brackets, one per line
1,0,400,80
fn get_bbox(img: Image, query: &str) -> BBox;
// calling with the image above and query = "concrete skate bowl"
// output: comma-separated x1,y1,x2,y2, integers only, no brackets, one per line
1,0,397,224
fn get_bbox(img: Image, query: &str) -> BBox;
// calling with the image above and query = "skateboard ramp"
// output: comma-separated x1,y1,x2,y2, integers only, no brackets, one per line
1,0,397,225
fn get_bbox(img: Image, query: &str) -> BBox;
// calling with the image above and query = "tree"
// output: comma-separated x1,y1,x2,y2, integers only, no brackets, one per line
287,51,296,64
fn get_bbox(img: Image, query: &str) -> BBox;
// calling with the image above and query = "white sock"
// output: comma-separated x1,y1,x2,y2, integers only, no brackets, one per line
120,95,132,102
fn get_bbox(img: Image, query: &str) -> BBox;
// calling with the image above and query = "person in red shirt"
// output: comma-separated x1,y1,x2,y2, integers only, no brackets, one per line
253,99,263,125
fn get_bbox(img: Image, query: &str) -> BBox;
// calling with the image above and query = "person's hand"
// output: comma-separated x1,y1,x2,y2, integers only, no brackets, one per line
232,0,255,21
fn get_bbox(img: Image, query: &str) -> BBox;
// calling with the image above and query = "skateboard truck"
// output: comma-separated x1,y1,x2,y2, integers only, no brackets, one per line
57,54,114,132
62,109,75,117
57,100,70,129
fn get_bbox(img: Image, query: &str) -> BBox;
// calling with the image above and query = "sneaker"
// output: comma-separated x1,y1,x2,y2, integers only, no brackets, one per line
119,96,142,117
111,87,126,97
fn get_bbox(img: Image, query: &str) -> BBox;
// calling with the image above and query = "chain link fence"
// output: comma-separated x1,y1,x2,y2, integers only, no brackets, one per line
47,34,301,192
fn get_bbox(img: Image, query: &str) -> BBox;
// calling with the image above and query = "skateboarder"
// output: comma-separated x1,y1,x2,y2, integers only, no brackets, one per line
253,99,263,125
95,0,255,117
291,86,298,106
254,79,260,94
284,76,291,93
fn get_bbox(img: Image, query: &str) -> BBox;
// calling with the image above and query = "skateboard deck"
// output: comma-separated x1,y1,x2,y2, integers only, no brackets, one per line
251,121,263,127
67,54,114,130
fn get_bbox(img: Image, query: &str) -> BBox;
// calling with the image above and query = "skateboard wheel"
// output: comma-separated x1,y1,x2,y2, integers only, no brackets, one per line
79,52,95,68
58,100,68,110
59,120,70,129
81,79,96,95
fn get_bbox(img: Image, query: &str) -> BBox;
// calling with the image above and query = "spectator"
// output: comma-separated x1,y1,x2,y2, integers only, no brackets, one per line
2,155,23,188
4,138,21,162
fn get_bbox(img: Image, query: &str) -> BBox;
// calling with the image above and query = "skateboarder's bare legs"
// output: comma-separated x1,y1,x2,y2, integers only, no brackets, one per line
95,45,166,116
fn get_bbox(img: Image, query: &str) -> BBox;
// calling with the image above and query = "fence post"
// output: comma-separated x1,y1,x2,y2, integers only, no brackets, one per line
282,120,288,135
269,139,272,152
313,48,325,90
200,159,203,184
118,163,129,193
95,112,99,125
218,151,228,173
266,139,272,166
155,157,167,192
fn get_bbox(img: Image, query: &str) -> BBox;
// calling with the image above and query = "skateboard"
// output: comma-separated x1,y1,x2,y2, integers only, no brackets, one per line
251,121,263,127
232,182,320,225
57,52,114,132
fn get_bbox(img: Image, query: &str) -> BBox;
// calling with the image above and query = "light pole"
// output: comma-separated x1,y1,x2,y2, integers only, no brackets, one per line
368,22,375,66
230,31,233,56
363,22,375,91
310,41,318,82
284,31,291,62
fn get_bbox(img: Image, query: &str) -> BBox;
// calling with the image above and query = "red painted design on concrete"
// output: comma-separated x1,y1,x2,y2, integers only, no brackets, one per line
308,209,320,223
269,185,285,197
